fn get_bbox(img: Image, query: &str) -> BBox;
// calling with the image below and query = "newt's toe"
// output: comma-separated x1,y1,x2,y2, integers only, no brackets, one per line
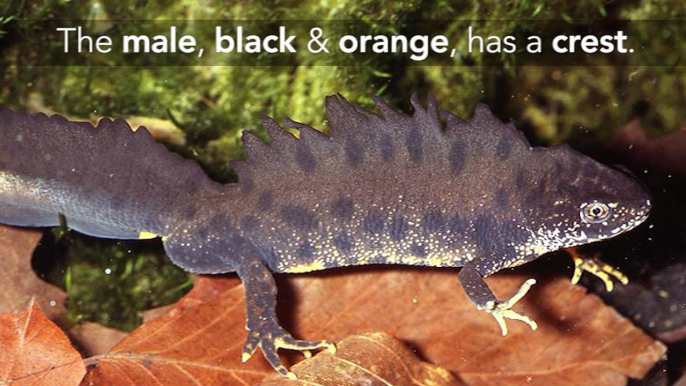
569,249,628,292
243,325,335,379
482,278,537,336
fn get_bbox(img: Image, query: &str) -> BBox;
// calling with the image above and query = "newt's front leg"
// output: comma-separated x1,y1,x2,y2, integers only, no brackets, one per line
566,247,628,292
458,263,538,336
237,259,336,379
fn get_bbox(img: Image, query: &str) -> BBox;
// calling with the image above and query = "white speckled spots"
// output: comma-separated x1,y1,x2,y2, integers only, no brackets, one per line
518,201,651,266
270,198,482,272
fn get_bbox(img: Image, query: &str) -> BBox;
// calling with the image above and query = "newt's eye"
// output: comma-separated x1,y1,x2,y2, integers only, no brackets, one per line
580,202,612,223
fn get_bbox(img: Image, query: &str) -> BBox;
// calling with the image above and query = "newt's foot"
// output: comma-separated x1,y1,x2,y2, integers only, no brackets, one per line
480,278,538,336
568,248,628,292
242,324,336,379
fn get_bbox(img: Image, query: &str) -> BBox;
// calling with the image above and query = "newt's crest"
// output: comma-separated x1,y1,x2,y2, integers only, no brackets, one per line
231,94,650,275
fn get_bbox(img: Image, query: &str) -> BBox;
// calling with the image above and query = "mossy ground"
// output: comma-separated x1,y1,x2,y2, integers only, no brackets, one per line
1,0,686,331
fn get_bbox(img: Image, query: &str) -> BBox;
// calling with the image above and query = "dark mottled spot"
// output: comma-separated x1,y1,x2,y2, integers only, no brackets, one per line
553,160,563,176
423,210,445,234
476,220,531,268
389,216,408,241
240,215,260,231
297,241,315,259
406,128,423,163
207,215,233,233
363,211,385,234
380,134,394,161
333,233,352,253
345,139,364,167
473,216,500,255
525,176,548,207
295,145,317,173
257,191,273,212
240,177,254,195
449,141,467,176
448,214,469,235
411,243,427,257
501,221,530,246
196,227,209,240
515,170,527,192
496,135,512,160
229,234,253,252
494,188,509,208
183,204,197,219
330,197,354,220
280,205,318,230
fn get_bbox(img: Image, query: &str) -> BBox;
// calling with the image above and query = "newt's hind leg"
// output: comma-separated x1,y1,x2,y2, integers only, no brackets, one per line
238,259,336,379
458,263,538,336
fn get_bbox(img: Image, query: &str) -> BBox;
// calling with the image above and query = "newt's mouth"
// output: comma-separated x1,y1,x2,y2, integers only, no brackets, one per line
602,198,652,238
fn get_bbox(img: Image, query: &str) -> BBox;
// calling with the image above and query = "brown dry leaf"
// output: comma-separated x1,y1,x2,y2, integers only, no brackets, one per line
82,268,664,386
81,275,272,386
68,322,128,357
258,333,462,386
139,275,240,323
0,299,86,386
286,269,664,386
0,225,66,321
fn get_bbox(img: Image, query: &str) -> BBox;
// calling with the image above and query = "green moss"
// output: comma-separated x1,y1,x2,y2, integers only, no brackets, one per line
35,231,191,331
623,69,686,136
620,0,686,19
512,66,623,145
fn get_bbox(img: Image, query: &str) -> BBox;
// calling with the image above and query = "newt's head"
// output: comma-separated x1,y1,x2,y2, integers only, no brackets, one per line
523,146,651,254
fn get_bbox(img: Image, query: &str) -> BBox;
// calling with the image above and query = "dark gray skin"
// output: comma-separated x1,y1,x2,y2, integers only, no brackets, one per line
0,95,651,378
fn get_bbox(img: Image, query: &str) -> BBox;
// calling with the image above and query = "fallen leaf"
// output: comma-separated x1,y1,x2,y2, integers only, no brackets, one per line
68,322,127,357
139,275,240,323
0,225,66,321
286,269,665,386
81,275,272,386
81,268,664,386
0,299,86,386
258,333,462,386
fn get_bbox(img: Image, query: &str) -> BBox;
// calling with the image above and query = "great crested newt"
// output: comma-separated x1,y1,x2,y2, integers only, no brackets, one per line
0,95,652,378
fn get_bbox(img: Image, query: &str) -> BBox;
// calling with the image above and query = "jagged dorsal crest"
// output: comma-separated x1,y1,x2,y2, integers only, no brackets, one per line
232,94,534,191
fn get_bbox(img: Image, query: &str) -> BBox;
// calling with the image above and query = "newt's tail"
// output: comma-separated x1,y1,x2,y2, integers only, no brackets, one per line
0,110,223,238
